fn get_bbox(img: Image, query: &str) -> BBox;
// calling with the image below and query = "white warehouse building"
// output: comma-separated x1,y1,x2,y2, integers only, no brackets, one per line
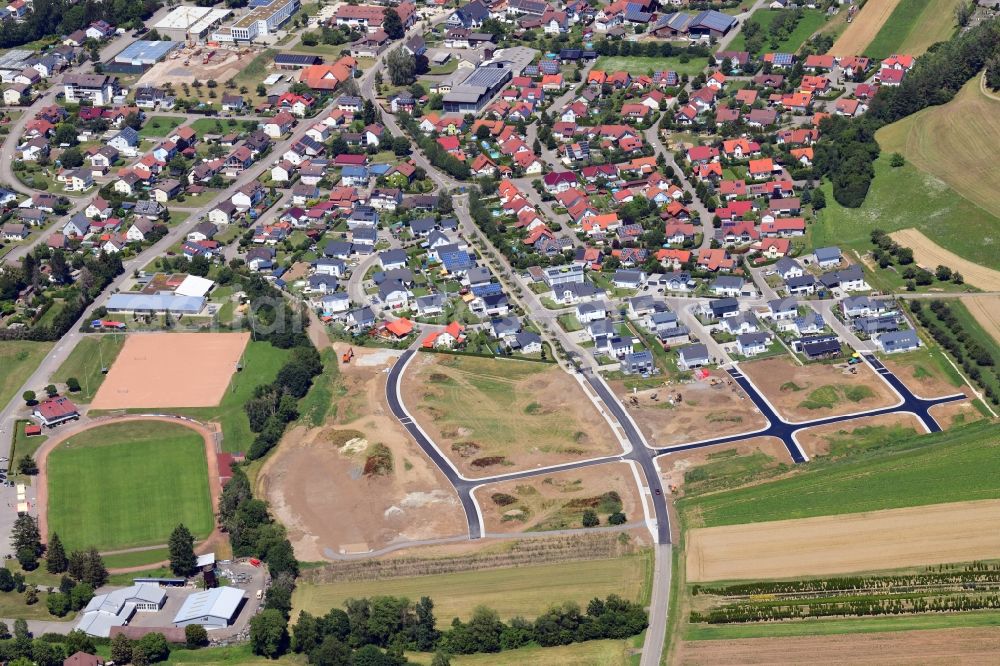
154,6,233,43
213,0,300,42
172,586,246,629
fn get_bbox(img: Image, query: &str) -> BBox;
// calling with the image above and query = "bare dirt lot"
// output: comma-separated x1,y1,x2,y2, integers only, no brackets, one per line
795,412,923,458
687,499,1000,582
138,46,252,89
829,0,901,56
879,349,965,399
402,353,619,478
90,332,249,409
741,356,897,422
259,345,466,560
929,399,985,429
890,229,1000,291
472,462,643,534
659,437,792,496
611,370,767,447
963,294,1000,345
677,627,1000,665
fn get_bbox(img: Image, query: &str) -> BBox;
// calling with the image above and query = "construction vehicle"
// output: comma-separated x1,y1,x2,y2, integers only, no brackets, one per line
342,347,355,364
649,392,658,401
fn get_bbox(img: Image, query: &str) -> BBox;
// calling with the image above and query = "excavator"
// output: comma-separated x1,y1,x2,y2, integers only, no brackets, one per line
342,347,355,364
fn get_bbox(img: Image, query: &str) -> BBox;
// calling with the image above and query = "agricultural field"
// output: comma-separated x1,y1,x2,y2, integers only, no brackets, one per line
46,420,214,551
740,356,897,421
810,156,1000,272
678,626,1000,662
610,369,767,447
472,462,642,533
593,55,708,76
678,420,1000,528
878,78,1000,225
401,354,618,477
52,334,126,403
687,499,1000,581
727,9,828,54
828,0,900,56
292,554,650,628
0,341,53,408
963,294,1000,345
863,0,963,59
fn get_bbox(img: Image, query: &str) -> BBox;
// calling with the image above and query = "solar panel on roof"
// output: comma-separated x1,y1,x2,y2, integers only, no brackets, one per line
523,65,539,76
773,53,795,65
274,53,321,65
540,60,560,74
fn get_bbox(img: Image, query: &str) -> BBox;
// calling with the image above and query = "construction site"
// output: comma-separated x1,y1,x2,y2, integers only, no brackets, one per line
137,44,263,89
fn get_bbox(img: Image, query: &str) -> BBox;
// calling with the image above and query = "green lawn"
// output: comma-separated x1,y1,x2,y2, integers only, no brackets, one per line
809,156,1000,271
292,554,651,628
139,115,185,138
728,9,828,54
0,341,53,408
52,335,126,403
296,348,342,427
9,420,46,477
190,117,246,135
594,55,709,77
169,341,291,453
47,421,214,551
679,420,1000,527
101,547,171,570
409,640,632,665
863,0,958,59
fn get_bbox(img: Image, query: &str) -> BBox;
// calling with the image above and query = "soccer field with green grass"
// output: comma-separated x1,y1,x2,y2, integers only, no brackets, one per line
47,421,214,551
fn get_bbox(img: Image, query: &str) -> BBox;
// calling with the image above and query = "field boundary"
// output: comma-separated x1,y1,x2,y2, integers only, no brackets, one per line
36,415,223,569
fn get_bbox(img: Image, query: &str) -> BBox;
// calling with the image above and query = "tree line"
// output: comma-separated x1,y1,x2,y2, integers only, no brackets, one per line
814,18,1000,207
0,0,160,48
247,593,648,662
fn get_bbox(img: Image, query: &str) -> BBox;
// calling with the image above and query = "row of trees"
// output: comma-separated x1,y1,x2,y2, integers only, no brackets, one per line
253,593,648,662
814,19,1000,207
0,621,103,665
0,0,159,48
245,344,323,460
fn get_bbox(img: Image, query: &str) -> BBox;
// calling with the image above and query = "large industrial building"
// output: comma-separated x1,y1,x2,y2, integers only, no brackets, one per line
106,40,181,73
153,6,233,43
214,0,300,42
172,587,246,629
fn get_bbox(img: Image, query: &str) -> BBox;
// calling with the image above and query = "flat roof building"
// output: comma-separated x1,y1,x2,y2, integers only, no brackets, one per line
214,0,300,42
443,61,513,113
154,6,233,43
173,586,245,629
105,292,206,315
112,40,181,66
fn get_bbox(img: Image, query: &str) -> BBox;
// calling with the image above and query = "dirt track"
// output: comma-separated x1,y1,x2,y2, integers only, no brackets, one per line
829,0,901,56
34,415,223,571
963,294,1000,345
90,332,250,409
687,499,1000,582
678,627,1000,665
890,229,1000,292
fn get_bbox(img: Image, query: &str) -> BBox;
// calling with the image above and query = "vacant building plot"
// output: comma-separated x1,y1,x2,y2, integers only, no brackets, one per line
260,345,465,560
888,230,1000,292
610,371,767,447
44,420,214,551
472,462,643,534
687,498,1000,581
138,45,247,89
878,346,965,399
402,354,618,477
292,555,650,627
878,78,1000,223
795,412,923,459
961,295,1000,345
659,437,792,497
828,0,901,56
677,628,1000,665
741,356,897,422
90,332,250,409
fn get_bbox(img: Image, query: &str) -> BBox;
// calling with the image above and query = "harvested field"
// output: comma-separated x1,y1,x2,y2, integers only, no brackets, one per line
90,332,249,409
472,462,642,534
828,0,901,56
741,356,897,422
890,229,1000,292
877,78,1000,227
963,295,1000,345
678,627,1000,664
879,346,964,399
402,353,618,477
929,399,984,429
795,413,923,459
259,345,465,560
659,437,793,497
687,499,1000,582
611,370,766,447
